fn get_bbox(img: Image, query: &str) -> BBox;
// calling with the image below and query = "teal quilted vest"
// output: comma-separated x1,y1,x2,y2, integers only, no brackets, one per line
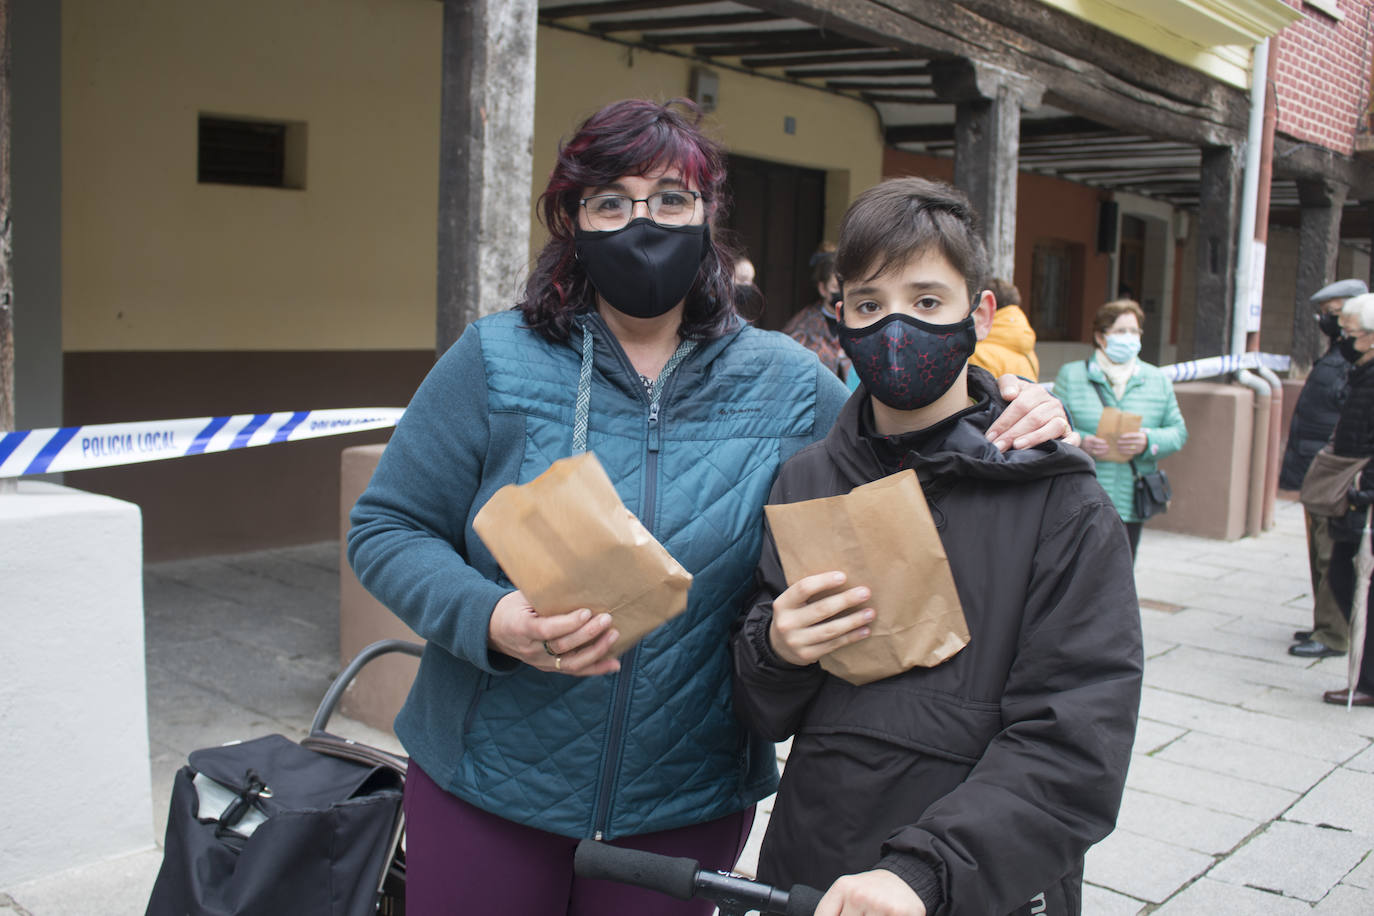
390,310,844,839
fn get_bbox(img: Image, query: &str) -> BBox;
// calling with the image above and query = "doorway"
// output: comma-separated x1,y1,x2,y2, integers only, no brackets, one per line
1117,213,1171,363
724,154,826,330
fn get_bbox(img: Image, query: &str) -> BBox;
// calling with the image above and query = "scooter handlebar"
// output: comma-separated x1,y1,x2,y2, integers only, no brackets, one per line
573,838,697,900
573,839,822,916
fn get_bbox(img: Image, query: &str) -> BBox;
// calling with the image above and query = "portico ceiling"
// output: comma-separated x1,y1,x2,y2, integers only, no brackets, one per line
539,0,1364,228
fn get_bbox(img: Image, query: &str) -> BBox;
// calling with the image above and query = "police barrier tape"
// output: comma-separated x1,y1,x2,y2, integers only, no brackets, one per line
1158,350,1290,382
1041,351,1291,392
0,351,1297,479
0,408,405,479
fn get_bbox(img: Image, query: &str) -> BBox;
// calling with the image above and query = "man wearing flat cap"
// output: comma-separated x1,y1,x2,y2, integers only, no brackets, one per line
1283,278,1368,659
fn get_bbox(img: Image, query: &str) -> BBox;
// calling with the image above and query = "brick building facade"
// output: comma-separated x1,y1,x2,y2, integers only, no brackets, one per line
1273,0,1373,154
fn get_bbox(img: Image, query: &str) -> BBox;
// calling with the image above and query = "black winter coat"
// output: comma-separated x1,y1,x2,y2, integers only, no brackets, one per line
1280,345,1350,490
1329,359,1374,543
732,372,1143,916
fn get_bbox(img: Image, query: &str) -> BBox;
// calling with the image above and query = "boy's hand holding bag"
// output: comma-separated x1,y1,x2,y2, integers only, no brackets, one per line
473,452,692,658
764,469,970,685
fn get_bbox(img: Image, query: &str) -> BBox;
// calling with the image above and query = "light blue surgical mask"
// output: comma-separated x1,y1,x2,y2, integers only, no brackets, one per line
1104,333,1141,364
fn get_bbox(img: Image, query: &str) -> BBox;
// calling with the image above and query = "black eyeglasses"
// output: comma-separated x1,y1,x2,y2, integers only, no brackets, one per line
579,190,702,231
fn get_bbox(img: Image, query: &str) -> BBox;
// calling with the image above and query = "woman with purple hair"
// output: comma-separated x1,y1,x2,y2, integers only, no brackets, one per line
348,98,1070,914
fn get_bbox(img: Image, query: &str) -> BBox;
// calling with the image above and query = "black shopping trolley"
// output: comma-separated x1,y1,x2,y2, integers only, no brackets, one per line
146,639,423,916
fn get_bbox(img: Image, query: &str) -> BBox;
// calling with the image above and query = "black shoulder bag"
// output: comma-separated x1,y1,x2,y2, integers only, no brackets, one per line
1087,360,1172,520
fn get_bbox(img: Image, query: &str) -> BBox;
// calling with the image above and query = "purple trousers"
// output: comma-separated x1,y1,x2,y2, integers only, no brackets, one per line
403,760,755,915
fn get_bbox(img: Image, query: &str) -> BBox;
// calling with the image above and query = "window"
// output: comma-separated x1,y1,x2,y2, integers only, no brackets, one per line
1304,0,1342,22
1030,240,1084,341
198,115,306,189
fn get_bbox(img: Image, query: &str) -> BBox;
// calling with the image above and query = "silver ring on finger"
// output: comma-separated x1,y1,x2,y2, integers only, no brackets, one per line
543,640,557,656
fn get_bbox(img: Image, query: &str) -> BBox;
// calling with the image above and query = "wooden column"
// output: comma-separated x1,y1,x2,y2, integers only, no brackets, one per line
1291,178,1348,372
1193,145,1242,358
436,0,536,355
933,60,1042,282
0,0,12,452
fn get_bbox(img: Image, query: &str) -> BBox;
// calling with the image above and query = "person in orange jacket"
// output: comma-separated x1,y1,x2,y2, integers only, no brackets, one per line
969,278,1039,381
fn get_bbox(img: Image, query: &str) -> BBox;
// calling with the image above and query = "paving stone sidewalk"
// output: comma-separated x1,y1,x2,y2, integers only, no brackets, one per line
5,497,1374,914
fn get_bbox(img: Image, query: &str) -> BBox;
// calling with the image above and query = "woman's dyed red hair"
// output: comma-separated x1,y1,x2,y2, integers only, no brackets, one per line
519,98,738,341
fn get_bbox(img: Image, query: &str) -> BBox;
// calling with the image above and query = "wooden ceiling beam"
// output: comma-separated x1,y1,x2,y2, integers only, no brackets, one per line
643,26,817,46
739,49,909,68
1273,136,1374,199
589,11,774,32
825,79,931,90
691,32,869,56
540,0,707,19
863,92,943,105
748,0,1246,146
787,64,930,78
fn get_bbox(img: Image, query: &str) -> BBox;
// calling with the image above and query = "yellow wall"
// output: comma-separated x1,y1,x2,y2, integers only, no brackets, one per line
532,26,884,255
63,0,444,352
62,4,883,352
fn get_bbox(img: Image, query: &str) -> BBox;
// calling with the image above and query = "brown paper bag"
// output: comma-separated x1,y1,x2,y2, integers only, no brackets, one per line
472,452,692,657
764,470,969,685
1095,406,1142,463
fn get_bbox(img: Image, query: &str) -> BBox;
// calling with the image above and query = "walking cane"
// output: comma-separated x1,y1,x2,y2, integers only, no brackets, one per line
1346,506,1374,710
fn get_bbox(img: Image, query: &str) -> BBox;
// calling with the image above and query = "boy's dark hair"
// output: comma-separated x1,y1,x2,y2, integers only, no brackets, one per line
835,178,990,306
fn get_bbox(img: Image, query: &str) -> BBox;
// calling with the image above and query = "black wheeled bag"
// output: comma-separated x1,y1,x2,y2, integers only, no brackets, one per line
145,733,403,916
145,639,423,916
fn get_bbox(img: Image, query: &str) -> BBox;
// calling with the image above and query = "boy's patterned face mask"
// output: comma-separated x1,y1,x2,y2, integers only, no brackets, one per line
837,310,975,410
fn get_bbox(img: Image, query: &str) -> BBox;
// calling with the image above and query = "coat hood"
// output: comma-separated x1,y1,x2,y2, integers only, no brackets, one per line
983,305,1038,356
824,367,1095,495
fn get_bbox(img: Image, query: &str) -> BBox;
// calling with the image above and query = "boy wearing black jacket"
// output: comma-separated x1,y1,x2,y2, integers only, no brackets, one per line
732,178,1142,916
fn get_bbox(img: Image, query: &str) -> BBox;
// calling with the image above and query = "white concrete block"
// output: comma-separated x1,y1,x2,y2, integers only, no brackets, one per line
0,482,153,886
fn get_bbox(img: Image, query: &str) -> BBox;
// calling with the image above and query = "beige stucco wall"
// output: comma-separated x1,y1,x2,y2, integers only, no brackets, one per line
61,4,884,353
63,0,444,352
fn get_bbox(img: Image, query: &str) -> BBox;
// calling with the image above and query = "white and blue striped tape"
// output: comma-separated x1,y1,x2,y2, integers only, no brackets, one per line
0,408,404,478
1159,351,1290,382
0,351,1300,478
1042,351,1292,392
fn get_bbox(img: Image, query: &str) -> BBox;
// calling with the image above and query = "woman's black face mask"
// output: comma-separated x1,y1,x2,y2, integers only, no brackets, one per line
1339,333,1366,364
575,219,709,319
837,310,976,410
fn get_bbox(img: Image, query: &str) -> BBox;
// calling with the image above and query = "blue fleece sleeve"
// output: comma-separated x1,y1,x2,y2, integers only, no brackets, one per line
347,324,518,675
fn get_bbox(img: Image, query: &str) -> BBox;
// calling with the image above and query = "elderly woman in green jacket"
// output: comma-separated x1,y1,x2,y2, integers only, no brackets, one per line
1054,299,1188,558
